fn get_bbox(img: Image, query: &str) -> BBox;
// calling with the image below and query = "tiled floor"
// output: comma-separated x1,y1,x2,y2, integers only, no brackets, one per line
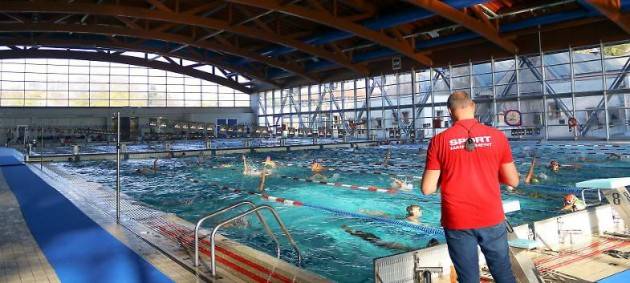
0,172,59,283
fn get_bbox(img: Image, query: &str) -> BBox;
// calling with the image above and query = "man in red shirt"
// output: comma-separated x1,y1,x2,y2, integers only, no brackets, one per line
421,91,519,282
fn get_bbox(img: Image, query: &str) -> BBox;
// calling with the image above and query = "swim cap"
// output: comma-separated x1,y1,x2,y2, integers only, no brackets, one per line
564,194,577,203
531,178,539,184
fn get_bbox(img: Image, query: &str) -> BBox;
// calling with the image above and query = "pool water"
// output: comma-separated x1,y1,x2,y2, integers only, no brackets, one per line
52,142,630,282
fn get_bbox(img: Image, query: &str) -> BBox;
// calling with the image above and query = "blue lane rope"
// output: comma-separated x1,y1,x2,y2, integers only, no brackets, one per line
526,184,589,194
303,203,444,236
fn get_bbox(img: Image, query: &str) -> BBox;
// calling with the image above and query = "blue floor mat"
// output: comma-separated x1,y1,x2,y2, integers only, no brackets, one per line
0,148,23,166
0,155,173,283
599,269,630,283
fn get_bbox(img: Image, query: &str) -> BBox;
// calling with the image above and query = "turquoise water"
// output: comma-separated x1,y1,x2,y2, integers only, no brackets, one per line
52,142,630,282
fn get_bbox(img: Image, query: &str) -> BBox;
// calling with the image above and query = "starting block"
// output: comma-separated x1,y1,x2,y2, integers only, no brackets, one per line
576,177,630,227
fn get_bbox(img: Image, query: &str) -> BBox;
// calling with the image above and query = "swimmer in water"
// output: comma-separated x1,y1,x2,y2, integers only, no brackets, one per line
242,155,266,177
262,156,277,169
358,209,390,218
311,160,326,173
152,158,158,172
257,170,267,192
549,160,561,173
329,173,340,182
135,158,159,175
135,167,152,175
309,173,328,182
383,148,392,168
405,205,422,224
561,194,586,212
549,160,581,172
606,153,622,160
341,225,412,252
390,178,412,191
525,157,538,184
196,152,206,166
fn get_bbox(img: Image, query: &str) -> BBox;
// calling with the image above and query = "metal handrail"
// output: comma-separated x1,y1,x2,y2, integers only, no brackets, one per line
206,204,302,277
580,188,603,206
194,201,281,267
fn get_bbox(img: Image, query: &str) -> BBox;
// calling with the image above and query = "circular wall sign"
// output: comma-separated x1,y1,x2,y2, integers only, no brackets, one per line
504,110,522,126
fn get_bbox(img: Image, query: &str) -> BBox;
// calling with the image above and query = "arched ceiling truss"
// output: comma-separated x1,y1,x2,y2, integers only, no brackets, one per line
0,47,253,93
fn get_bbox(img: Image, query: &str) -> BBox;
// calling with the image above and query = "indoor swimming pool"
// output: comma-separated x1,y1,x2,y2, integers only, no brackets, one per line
51,142,630,282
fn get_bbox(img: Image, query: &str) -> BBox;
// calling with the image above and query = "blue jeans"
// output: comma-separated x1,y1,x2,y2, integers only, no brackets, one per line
444,222,516,283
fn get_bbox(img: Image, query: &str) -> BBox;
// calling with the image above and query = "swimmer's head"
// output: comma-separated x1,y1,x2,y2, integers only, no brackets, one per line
406,205,422,217
550,160,560,172
531,178,540,184
266,156,272,161
564,194,578,205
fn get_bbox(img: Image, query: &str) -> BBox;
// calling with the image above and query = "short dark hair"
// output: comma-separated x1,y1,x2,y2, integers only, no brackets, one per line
406,204,420,215
447,91,474,110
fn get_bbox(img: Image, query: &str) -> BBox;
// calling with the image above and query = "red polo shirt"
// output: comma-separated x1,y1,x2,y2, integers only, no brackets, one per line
425,119,513,230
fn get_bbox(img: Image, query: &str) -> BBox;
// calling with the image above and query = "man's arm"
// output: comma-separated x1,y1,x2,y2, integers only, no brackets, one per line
500,162,519,188
421,169,441,195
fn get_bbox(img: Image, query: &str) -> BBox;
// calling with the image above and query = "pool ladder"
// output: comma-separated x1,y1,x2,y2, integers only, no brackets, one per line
194,201,302,277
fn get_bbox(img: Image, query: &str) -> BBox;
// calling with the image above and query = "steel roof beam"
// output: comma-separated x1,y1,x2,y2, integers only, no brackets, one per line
583,0,630,33
0,48,254,93
0,22,311,82
0,36,279,87
0,1,365,75
404,0,518,53
225,0,433,66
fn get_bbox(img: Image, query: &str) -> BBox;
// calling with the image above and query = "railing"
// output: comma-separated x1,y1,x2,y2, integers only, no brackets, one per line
581,188,603,206
194,201,279,267
194,202,302,277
